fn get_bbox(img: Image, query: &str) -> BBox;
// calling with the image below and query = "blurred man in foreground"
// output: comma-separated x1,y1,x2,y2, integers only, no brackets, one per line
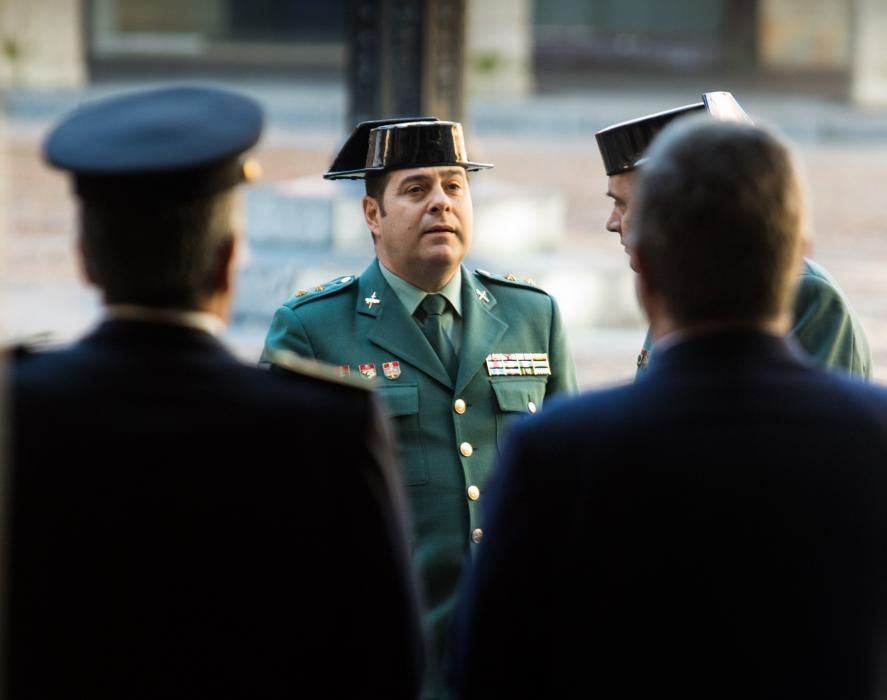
3,84,423,699
449,118,887,699
596,91,871,377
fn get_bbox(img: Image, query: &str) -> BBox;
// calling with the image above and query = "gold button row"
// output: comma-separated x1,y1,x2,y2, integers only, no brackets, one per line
467,485,480,501
460,441,473,457
456,398,537,414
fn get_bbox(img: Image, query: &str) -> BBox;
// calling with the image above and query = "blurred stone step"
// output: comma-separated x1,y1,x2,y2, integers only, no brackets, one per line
233,246,643,334
244,175,567,256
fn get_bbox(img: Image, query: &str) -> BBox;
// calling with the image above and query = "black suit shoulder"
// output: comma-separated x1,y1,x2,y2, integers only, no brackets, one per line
6,324,424,699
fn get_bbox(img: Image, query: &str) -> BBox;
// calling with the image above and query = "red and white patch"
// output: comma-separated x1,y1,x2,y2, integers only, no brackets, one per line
382,361,401,380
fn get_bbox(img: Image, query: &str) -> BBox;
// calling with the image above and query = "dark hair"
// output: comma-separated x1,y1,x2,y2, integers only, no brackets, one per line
79,189,235,309
365,171,392,217
632,117,804,326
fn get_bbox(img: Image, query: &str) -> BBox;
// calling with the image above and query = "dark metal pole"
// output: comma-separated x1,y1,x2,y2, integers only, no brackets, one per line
346,0,465,127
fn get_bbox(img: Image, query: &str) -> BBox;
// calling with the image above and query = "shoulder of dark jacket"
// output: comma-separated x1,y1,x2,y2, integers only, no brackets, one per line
473,268,550,295
281,274,358,310
263,347,371,392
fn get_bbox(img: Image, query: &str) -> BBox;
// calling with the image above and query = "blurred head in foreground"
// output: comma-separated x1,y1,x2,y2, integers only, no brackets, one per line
44,83,264,320
629,117,805,341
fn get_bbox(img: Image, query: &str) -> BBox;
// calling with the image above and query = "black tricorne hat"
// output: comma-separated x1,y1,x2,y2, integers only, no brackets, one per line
595,91,752,176
44,83,264,203
324,118,493,180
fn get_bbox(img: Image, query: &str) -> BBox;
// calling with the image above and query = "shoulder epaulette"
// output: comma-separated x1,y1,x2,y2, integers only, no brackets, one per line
2,331,56,360
264,347,370,391
284,274,357,309
474,268,548,293
3,344,33,362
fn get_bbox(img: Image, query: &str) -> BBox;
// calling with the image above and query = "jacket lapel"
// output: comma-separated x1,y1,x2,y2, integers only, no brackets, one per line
358,260,454,388
455,270,508,394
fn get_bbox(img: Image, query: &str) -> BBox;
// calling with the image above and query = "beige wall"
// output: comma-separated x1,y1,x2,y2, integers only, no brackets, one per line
466,0,532,97
758,0,852,70
850,0,887,105
0,0,86,89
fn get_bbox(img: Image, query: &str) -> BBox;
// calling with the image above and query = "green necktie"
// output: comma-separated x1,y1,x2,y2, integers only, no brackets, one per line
420,294,458,381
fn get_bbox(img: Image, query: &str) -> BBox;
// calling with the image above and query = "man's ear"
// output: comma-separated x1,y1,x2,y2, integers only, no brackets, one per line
632,247,673,340
214,235,238,294
363,195,382,241
800,236,812,260
76,234,99,286
632,247,658,315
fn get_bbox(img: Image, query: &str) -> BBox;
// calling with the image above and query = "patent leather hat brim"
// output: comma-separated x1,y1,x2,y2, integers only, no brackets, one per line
324,119,493,180
595,91,752,176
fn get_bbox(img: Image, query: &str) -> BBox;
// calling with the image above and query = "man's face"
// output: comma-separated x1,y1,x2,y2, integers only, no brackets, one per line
605,171,638,271
364,165,472,289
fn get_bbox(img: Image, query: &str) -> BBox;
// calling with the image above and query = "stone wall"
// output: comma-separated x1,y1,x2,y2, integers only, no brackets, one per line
466,0,531,97
850,0,887,105
0,0,86,89
757,0,852,71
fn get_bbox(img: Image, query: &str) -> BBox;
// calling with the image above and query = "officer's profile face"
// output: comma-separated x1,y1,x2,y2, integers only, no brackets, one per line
363,165,473,290
605,171,638,272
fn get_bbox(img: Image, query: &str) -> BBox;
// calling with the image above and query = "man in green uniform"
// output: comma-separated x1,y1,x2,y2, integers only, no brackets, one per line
595,92,871,378
262,118,577,698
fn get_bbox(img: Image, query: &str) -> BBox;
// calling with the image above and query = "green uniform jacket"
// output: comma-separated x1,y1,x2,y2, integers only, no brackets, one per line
636,257,871,379
262,259,577,697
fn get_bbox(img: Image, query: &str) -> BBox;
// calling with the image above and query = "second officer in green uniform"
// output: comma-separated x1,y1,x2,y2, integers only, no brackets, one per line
262,118,577,698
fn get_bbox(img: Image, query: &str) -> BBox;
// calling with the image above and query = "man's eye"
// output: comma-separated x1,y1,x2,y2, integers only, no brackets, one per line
407,185,424,194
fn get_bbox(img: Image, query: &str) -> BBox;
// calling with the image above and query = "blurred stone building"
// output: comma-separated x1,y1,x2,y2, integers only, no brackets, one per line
1,0,886,104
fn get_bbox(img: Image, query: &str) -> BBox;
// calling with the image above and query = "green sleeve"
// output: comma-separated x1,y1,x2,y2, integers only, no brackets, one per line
260,304,316,364
792,273,871,379
547,296,578,395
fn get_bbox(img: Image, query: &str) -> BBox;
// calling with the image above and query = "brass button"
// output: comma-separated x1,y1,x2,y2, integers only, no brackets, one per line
454,398,467,414
467,485,480,501
471,528,483,544
527,401,537,414
460,442,474,457
242,158,263,182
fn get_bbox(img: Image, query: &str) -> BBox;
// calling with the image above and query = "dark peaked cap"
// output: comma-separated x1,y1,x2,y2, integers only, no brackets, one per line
595,91,752,176
44,84,264,202
324,116,493,179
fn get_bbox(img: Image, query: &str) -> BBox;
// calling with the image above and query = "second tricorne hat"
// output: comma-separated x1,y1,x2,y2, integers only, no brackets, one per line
595,91,752,176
